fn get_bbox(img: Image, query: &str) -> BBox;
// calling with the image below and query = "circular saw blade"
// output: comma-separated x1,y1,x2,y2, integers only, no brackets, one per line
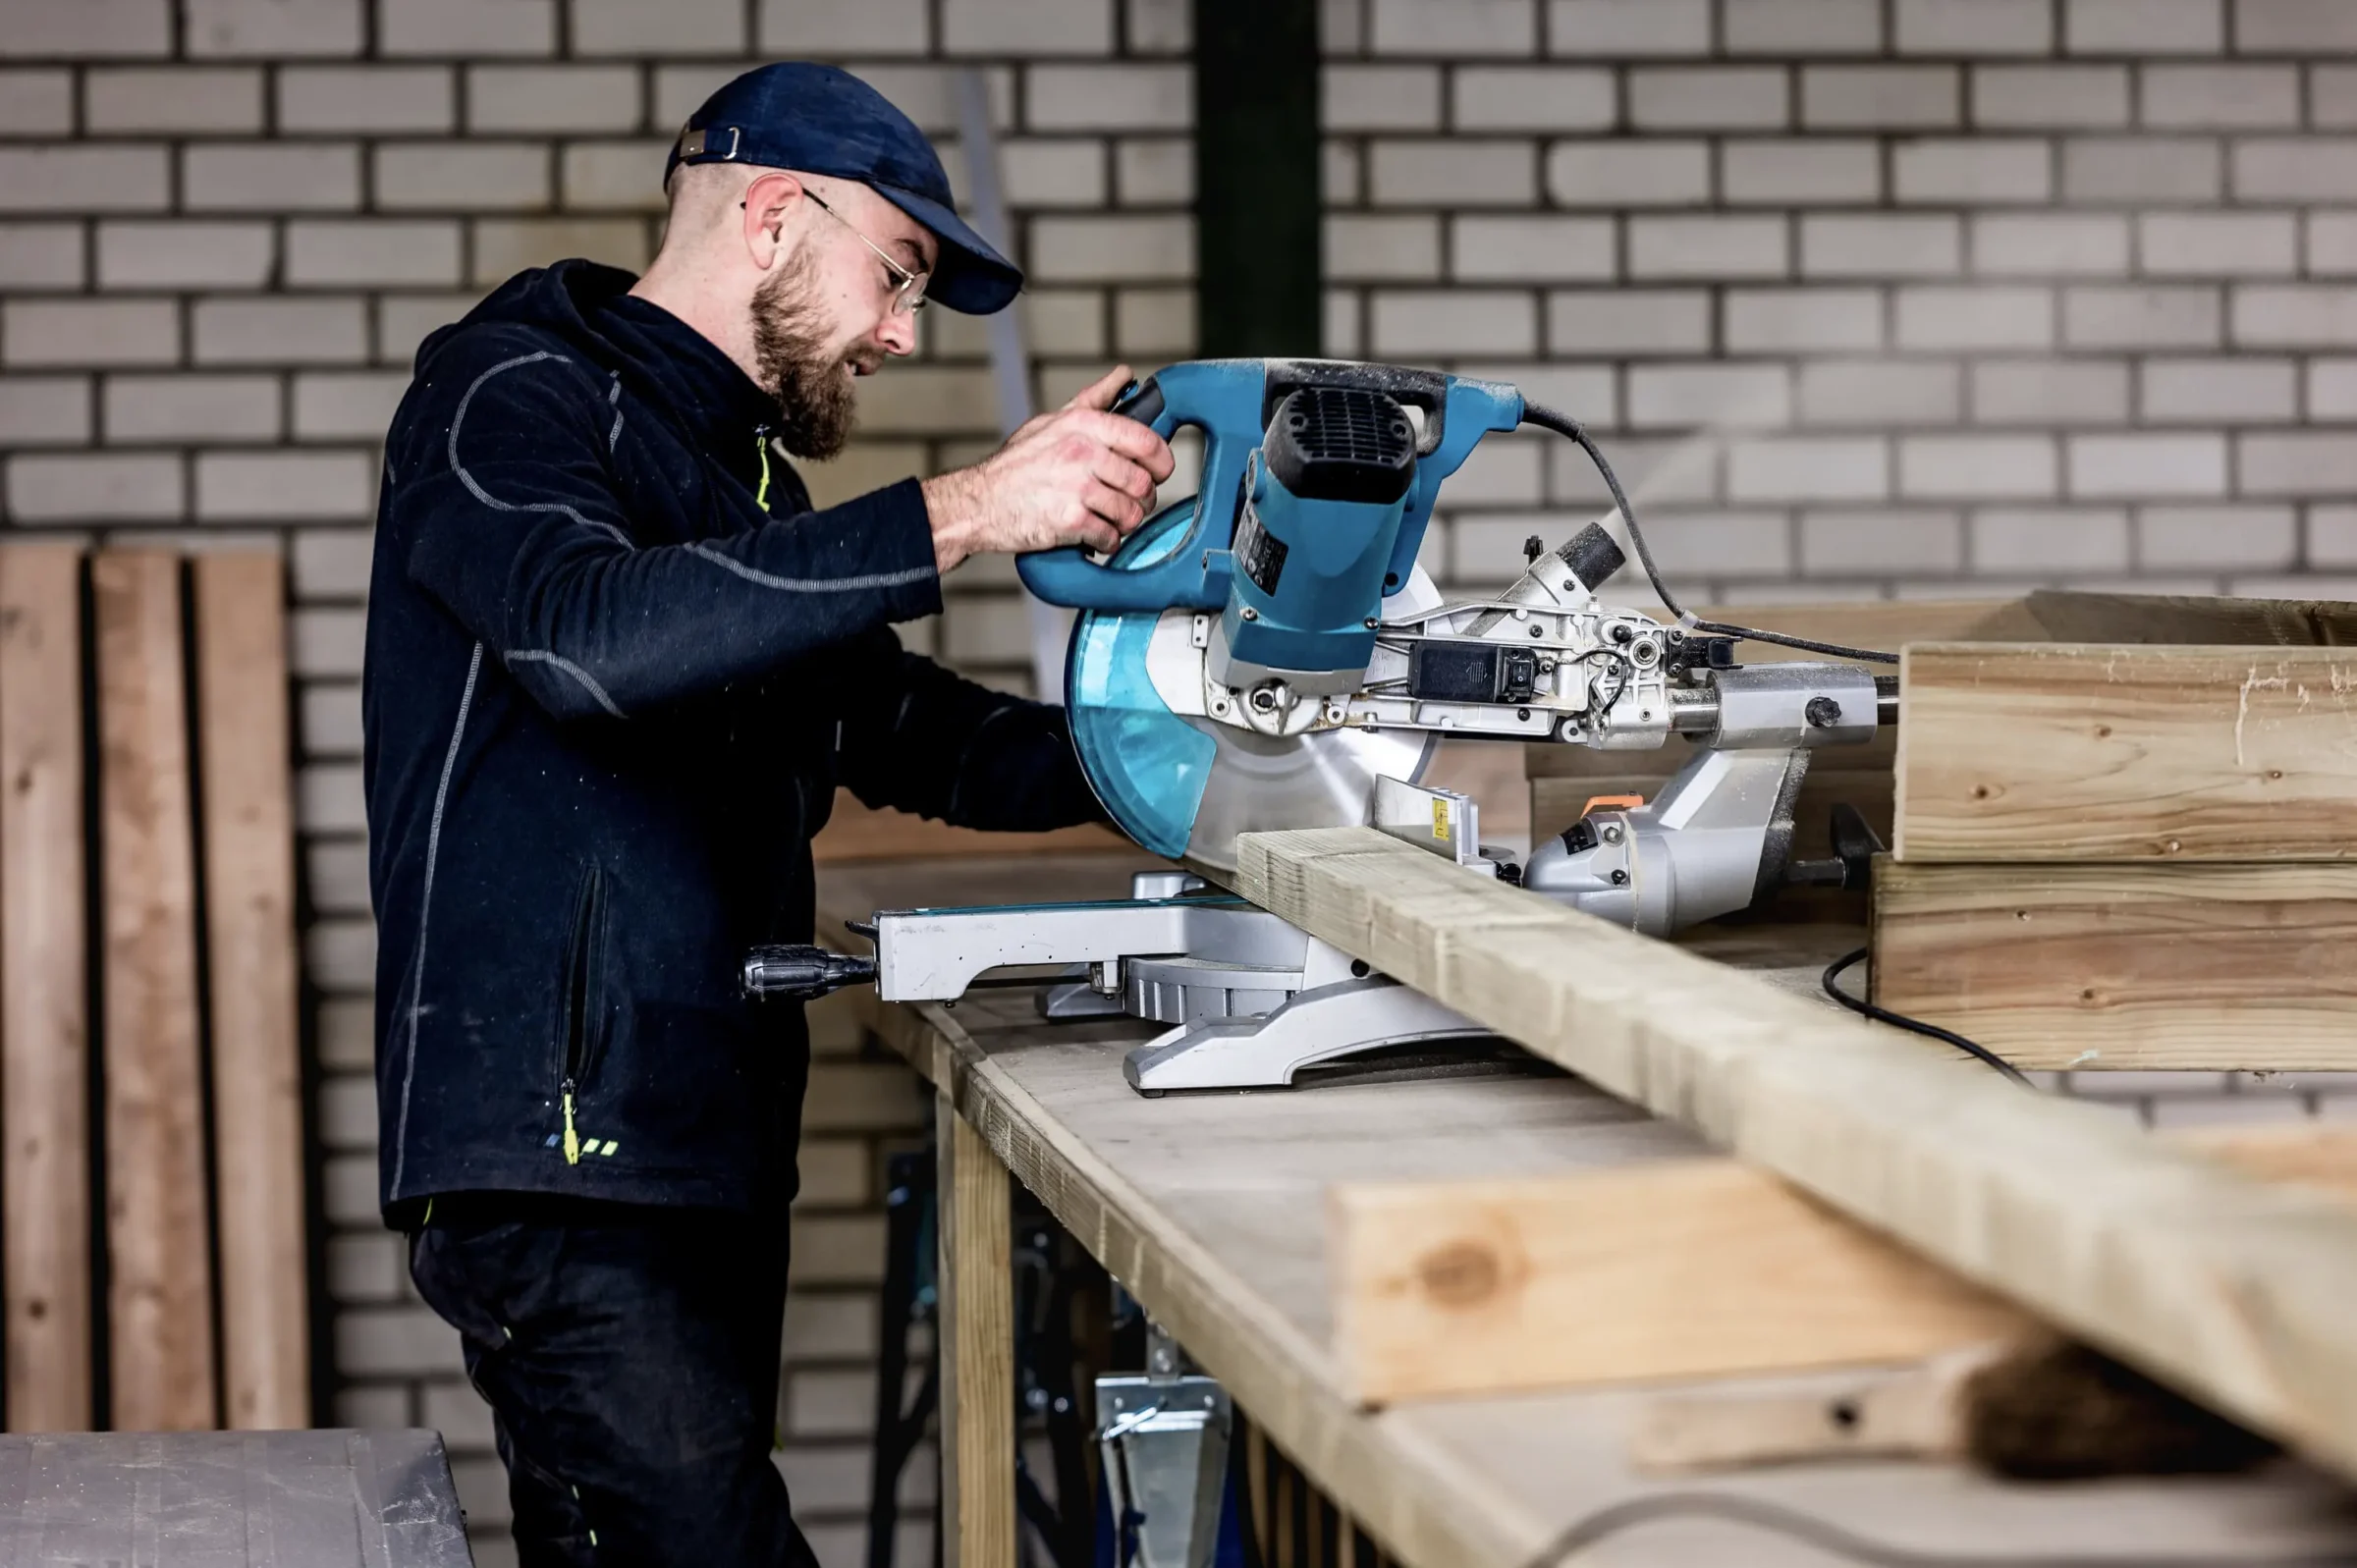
1170,715,1434,874
1060,505,1441,873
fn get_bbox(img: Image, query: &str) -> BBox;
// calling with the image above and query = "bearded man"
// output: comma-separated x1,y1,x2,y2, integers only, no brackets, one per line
361,63,1172,1567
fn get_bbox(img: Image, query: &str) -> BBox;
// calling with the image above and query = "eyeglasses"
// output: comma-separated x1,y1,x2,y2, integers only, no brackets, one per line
804,189,930,315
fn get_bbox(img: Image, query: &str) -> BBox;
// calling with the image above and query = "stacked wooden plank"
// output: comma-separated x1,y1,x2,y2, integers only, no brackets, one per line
0,545,307,1433
1876,594,2357,1069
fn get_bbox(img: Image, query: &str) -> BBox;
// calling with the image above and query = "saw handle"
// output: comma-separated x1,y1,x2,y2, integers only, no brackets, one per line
1015,360,1270,614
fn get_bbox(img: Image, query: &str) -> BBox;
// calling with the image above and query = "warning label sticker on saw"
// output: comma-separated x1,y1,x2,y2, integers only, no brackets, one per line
1234,504,1288,594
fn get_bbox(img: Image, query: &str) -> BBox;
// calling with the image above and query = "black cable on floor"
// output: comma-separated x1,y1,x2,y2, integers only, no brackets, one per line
1514,1491,2357,1568
1823,946,2033,1087
1519,401,1902,666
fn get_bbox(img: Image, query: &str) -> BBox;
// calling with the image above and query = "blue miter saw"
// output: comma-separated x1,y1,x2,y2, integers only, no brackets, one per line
751,359,1898,1093
1033,358,1517,870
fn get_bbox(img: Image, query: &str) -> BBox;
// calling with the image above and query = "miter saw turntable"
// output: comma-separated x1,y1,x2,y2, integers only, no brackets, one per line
746,359,1897,1095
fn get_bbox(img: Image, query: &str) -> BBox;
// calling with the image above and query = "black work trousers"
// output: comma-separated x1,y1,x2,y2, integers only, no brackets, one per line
409,1196,821,1568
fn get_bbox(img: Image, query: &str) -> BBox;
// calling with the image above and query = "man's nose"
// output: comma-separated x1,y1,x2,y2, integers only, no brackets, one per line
876,310,917,357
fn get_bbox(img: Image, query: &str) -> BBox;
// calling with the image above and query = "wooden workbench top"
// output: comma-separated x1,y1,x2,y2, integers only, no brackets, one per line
820,852,2357,1568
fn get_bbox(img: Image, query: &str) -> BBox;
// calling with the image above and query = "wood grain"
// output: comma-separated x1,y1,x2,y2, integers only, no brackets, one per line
1234,825,2357,1480
93,552,216,1432
1330,1160,2026,1404
0,545,91,1432
1871,859,2357,1070
936,1094,1014,1568
1893,643,2357,863
192,554,308,1429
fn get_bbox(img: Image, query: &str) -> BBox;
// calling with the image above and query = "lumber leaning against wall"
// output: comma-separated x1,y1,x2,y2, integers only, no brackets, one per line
1234,826,2357,1481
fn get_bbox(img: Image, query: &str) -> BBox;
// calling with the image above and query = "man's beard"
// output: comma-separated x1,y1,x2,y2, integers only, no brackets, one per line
750,254,869,460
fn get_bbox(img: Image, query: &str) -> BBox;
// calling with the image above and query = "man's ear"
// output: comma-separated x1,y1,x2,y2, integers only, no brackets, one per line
741,171,801,267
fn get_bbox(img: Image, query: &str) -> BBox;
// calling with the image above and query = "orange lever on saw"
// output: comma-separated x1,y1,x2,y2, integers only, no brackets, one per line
1581,793,1646,815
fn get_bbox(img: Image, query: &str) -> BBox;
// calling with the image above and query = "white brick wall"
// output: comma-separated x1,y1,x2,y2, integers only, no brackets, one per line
0,4,1187,1563
1325,0,2357,613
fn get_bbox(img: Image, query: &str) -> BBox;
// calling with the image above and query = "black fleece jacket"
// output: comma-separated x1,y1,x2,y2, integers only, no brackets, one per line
362,260,1100,1218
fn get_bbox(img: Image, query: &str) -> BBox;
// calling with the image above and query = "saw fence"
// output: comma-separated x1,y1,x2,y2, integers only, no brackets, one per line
0,544,307,1434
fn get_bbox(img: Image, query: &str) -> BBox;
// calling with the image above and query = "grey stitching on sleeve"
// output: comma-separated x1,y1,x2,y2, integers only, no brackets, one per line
686,540,933,593
449,350,633,547
505,648,627,719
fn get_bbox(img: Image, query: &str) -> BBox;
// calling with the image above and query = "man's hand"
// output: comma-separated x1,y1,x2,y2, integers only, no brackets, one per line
920,364,1178,574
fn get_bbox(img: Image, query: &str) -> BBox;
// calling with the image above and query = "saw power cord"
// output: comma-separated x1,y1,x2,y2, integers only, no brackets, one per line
1518,402,1902,666
1511,1491,2357,1568
1823,947,2032,1087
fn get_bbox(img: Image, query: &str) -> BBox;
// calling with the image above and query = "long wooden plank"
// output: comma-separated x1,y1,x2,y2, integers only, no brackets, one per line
93,551,216,1432
1893,642,2357,863
0,545,92,1432
1872,859,2357,1070
1233,826,2357,1480
935,1094,1014,1568
191,553,307,1429
1330,1160,2027,1404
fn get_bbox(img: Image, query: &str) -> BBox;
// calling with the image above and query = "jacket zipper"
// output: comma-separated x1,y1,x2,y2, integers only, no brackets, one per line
753,424,773,513
559,867,607,1166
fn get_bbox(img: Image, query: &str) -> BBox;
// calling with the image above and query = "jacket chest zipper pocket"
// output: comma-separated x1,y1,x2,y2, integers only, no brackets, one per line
558,867,609,1165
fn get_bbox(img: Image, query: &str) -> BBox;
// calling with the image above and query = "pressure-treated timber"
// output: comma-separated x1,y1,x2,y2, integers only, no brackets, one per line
1233,826,2357,1480
1893,642,2357,863
93,551,217,1432
0,545,91,1433
192,554,309,1429
935,1094,1014,1568
1330,1160,2027,1403
1871,859,2357,1071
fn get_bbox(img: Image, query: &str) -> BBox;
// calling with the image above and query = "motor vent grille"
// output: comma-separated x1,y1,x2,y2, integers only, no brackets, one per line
1263,387,1417,505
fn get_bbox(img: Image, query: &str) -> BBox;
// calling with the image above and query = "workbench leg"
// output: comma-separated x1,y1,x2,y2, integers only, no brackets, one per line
936,1091,1014,1568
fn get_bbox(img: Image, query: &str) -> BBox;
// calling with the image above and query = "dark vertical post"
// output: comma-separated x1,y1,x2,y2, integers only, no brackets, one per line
1193,0,1322,357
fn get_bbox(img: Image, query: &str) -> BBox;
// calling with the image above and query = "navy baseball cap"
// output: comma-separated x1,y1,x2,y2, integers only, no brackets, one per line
665,63,1023,315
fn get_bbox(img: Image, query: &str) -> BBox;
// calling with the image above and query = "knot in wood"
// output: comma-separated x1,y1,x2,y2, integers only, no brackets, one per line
1416,1240,1504,1308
